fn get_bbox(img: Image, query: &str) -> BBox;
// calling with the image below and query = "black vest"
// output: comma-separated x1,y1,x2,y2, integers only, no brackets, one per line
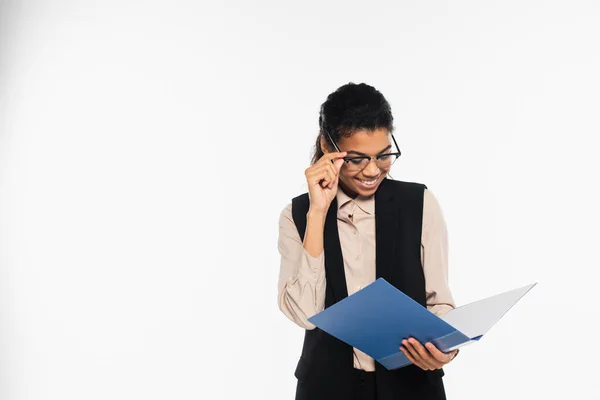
290,178,446,400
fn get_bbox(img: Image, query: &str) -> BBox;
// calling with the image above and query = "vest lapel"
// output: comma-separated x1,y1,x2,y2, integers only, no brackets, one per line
323,177,399,303
375,177,398,283
323,197,349,303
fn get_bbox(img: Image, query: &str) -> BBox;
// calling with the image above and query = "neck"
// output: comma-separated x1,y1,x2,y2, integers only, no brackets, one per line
339,180,358,199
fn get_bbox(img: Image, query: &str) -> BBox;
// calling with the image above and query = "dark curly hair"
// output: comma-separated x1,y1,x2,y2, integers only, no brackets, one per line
311,82,395,165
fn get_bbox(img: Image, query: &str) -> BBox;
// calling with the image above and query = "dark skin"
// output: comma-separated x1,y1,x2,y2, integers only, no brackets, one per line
400,339,459,371
319,127,391,199
320,128,459,370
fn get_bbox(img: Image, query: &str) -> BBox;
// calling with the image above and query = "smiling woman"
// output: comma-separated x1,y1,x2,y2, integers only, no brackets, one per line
321,126,400,195
277,82,458,400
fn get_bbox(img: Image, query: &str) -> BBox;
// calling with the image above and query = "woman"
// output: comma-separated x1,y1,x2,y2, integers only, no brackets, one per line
277,82,459,400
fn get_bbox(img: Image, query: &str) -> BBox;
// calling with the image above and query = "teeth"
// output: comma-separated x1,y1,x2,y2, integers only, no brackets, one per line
359,178,377,185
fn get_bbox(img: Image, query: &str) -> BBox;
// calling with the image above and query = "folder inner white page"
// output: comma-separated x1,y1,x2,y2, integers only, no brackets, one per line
445,339,478,352
441,283,537,339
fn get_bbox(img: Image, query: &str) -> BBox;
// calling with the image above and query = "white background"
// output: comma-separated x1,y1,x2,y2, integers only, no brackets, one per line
1,1,599,399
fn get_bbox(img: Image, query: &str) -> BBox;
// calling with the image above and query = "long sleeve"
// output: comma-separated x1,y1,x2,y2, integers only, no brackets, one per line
277,203,326,330
421,189,456,318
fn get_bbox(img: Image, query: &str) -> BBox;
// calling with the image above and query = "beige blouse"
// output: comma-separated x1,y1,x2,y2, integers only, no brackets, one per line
277,184,455,372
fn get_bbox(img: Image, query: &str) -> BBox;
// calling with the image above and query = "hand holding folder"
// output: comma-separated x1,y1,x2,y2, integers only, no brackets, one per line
307,278,537,370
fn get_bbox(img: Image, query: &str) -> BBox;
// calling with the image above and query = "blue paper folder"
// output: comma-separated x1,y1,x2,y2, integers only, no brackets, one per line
307,278,536,370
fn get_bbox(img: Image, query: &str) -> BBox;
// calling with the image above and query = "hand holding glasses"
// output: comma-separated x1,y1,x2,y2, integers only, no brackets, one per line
324,129,401,172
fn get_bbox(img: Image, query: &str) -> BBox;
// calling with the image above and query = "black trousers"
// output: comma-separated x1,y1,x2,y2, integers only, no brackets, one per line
295,366,446,400
353,368,376,400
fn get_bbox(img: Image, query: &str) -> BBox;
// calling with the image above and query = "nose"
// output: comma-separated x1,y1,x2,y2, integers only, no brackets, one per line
362,158,381,177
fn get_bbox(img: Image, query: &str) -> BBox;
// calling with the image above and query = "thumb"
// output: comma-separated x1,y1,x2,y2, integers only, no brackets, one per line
334,158,344,171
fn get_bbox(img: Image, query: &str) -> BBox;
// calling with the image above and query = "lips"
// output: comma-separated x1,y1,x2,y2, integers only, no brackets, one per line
355,175,381,189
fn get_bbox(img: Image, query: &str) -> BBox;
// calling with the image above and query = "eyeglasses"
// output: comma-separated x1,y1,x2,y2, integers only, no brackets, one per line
324,129,402,172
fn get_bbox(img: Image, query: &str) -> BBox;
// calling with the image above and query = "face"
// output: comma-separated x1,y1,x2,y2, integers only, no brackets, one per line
322,128,393,198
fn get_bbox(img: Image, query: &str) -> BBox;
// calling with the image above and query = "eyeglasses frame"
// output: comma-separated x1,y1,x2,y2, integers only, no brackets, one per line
323,128,402,171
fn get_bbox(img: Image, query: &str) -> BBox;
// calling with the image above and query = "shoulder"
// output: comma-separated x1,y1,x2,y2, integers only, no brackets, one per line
422,189,446,229
423,188,443,211
279,202,293,223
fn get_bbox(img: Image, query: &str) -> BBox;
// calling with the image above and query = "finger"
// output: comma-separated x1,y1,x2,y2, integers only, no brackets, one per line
400,346,428,370
406,339,438,370
326,163,339,181
322,168,335,188
410,339,444,369
333,157,345,172
328,160,344,189
310,172,331,188
308,163,334,177
329,168,341,188
305,165,323,182
316,151,347,167
306,165,331,185
401,340,427,368
425,342,452,364
306,170,326,186
309,162,339,180
329,170,339,188
305,163,327,176
323,151,347,163
330,170,341,188
322,163,339,189
307,162,341,189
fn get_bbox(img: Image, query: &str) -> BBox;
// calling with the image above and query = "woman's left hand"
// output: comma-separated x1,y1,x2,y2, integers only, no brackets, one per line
399,338,459,371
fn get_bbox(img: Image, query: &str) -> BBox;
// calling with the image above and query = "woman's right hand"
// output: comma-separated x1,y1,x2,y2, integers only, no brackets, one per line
304,151,347,214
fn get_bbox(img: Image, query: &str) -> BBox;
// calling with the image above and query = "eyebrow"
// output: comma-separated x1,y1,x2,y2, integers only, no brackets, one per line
346,145,392,157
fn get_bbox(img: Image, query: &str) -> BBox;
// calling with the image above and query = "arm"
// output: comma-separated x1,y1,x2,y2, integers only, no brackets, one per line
277,203,327,330
421,189,456,318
